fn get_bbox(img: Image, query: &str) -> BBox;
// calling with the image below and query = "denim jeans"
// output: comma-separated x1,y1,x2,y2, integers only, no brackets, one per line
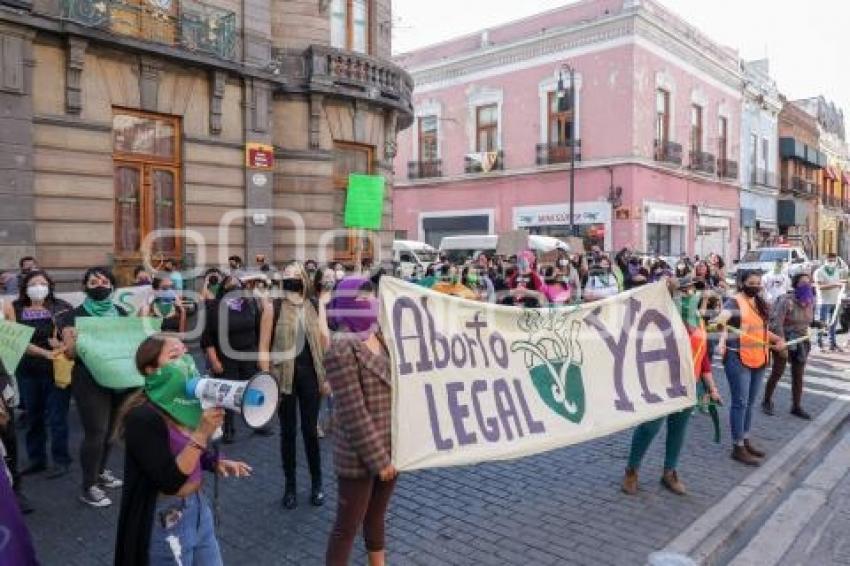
18,374,71,467
817,304,838,348
724,351,766,444
149,493,222,566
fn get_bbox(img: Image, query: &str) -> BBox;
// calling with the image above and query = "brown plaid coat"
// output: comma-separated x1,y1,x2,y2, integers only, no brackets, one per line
324,336,392,478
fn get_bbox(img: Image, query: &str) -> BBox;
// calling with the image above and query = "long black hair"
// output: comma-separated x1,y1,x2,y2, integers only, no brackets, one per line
81,266,116,289
17,269,57,307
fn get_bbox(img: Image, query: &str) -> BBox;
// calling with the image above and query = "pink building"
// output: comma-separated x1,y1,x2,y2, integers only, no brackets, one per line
392,0,743,258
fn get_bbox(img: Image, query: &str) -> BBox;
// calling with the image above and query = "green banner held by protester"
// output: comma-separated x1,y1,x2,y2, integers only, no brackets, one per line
75,317,162,389
344,174,386,230
0,319,35,375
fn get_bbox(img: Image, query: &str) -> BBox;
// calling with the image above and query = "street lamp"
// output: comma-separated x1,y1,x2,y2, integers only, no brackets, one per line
556,64,578,237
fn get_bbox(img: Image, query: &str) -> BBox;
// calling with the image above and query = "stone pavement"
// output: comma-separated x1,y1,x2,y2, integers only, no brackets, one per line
20,358,843,566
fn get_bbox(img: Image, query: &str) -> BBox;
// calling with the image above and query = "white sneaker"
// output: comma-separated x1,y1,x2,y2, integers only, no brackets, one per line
99,469,123,489
80,486,112,508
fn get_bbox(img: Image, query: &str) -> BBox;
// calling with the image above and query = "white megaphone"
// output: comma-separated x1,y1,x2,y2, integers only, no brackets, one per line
186,373,280,429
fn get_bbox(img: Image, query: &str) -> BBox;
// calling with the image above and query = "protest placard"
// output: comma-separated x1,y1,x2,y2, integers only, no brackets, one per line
75,317,161,389
344,174,386,230
379,278,696,471
0,319,35,375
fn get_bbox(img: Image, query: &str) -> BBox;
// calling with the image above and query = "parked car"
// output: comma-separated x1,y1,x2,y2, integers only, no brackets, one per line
393,240,437,278
730,246,812,283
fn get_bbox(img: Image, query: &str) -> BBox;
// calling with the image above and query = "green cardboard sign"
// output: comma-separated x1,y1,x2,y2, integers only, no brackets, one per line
0,319,35,375
76,317,161,390
344,174,385,230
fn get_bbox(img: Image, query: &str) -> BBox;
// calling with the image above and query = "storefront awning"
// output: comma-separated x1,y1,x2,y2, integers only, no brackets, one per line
824,166,837,181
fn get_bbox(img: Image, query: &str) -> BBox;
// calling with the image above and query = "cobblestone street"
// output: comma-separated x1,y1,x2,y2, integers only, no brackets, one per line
23,358,842,566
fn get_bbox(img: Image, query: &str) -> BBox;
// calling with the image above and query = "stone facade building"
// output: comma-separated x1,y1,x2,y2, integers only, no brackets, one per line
0,0,412,284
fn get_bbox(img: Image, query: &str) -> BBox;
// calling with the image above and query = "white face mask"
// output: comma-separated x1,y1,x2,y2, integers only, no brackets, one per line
27,284,49,302
335,270,346,280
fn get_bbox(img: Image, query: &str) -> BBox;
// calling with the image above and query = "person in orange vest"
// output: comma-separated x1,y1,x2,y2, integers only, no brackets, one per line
621,276,722,496
714,269,786,466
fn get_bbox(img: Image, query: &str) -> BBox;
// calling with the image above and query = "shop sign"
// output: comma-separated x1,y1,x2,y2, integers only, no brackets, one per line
514,203,610,228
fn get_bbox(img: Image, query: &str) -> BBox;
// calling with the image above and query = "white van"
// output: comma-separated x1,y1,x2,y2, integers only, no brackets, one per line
438,234,570,262
393,240,438,278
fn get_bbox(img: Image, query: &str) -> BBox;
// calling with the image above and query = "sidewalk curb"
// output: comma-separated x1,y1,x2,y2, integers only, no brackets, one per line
661,398,850,565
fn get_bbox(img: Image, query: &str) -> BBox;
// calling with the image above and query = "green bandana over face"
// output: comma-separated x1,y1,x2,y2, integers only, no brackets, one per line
678,292,701,328
825,265,836,276
144,354,202,429
155,300,175,317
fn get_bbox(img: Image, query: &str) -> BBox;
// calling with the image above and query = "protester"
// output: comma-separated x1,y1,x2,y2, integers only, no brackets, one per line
200,268,224,301
228,255,243,274
814,253,844,352
114,335,251,566
261,262,328,510
762,272,819,420
325,277,397,566
500,250,548,308
584,256,619,302
762,260,791,305
622,276,722,496
132,266,152,287
11,270,72,480
141,275,186,334
255,253,272,273
59,267,131,507
305,259,319,280
0,356,32,515
416,264,438,289
463,265,494,303
201,274,270,443
715,270,786,466
161,259,183,292
431,264,477,300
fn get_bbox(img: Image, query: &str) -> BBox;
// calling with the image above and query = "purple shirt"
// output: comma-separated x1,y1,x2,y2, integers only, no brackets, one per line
166,424,218,485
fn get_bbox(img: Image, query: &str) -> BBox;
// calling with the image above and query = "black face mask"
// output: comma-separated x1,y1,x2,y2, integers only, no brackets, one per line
86,286,112,301
281,278,304,294
742,286,761,298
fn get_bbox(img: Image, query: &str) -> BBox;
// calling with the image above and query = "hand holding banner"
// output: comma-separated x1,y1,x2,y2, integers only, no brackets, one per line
0,319,35,376
379,279,696,471
75,317,161,389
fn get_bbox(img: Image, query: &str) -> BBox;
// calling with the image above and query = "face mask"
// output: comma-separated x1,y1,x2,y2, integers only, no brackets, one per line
156,289,177,304
335,270,346,280
144,354,202,430
742,286,761,298
281,278,304,294
26,284,49,302
137,277,151,285
825,263,837,275
794,283,815,305
558,259,568,268
86,285,112,302
208,275,220,286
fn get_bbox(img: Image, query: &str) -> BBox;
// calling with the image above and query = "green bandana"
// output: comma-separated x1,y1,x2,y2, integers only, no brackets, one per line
144,354,202,429
467,273,479,286
208,284,221,297
82,297,118,317
825,266,836,276
155,300,175,317
678,293,701,328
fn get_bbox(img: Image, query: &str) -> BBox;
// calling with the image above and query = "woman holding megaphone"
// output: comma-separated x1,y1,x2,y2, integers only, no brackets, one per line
114,334,251,566
324,277,398,566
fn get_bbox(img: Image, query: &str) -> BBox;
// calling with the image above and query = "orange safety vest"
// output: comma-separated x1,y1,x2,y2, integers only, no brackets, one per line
735,294,769,369
688,321,708,380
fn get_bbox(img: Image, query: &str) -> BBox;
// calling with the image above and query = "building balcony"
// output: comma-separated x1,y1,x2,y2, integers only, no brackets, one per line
407,160,442,180
60,0,238,60
536,141,582,166
717,158,738,180
306,45,414,127
464,150,504,174
689,150,716,175
654,139,683,166
750,168,778,189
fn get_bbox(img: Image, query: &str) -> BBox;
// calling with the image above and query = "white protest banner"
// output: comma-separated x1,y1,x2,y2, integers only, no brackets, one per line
379,278,697,471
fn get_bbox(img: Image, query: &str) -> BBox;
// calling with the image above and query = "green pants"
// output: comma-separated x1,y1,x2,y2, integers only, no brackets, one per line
627,409,692,471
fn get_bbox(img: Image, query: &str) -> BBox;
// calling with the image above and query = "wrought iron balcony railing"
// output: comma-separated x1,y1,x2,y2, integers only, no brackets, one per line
464,150,504,174
654,139,683,166
717,158,738,180
60,0,237,60
689,150,716,175
407,160,442,180
536,141,582,166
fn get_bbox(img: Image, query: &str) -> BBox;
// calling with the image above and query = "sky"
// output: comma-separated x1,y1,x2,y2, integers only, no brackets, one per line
392,0,849,125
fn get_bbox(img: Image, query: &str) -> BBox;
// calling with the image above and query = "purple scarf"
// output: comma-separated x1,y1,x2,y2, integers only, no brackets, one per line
0,467,38,565
328,277,379,336
795,284,815,306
